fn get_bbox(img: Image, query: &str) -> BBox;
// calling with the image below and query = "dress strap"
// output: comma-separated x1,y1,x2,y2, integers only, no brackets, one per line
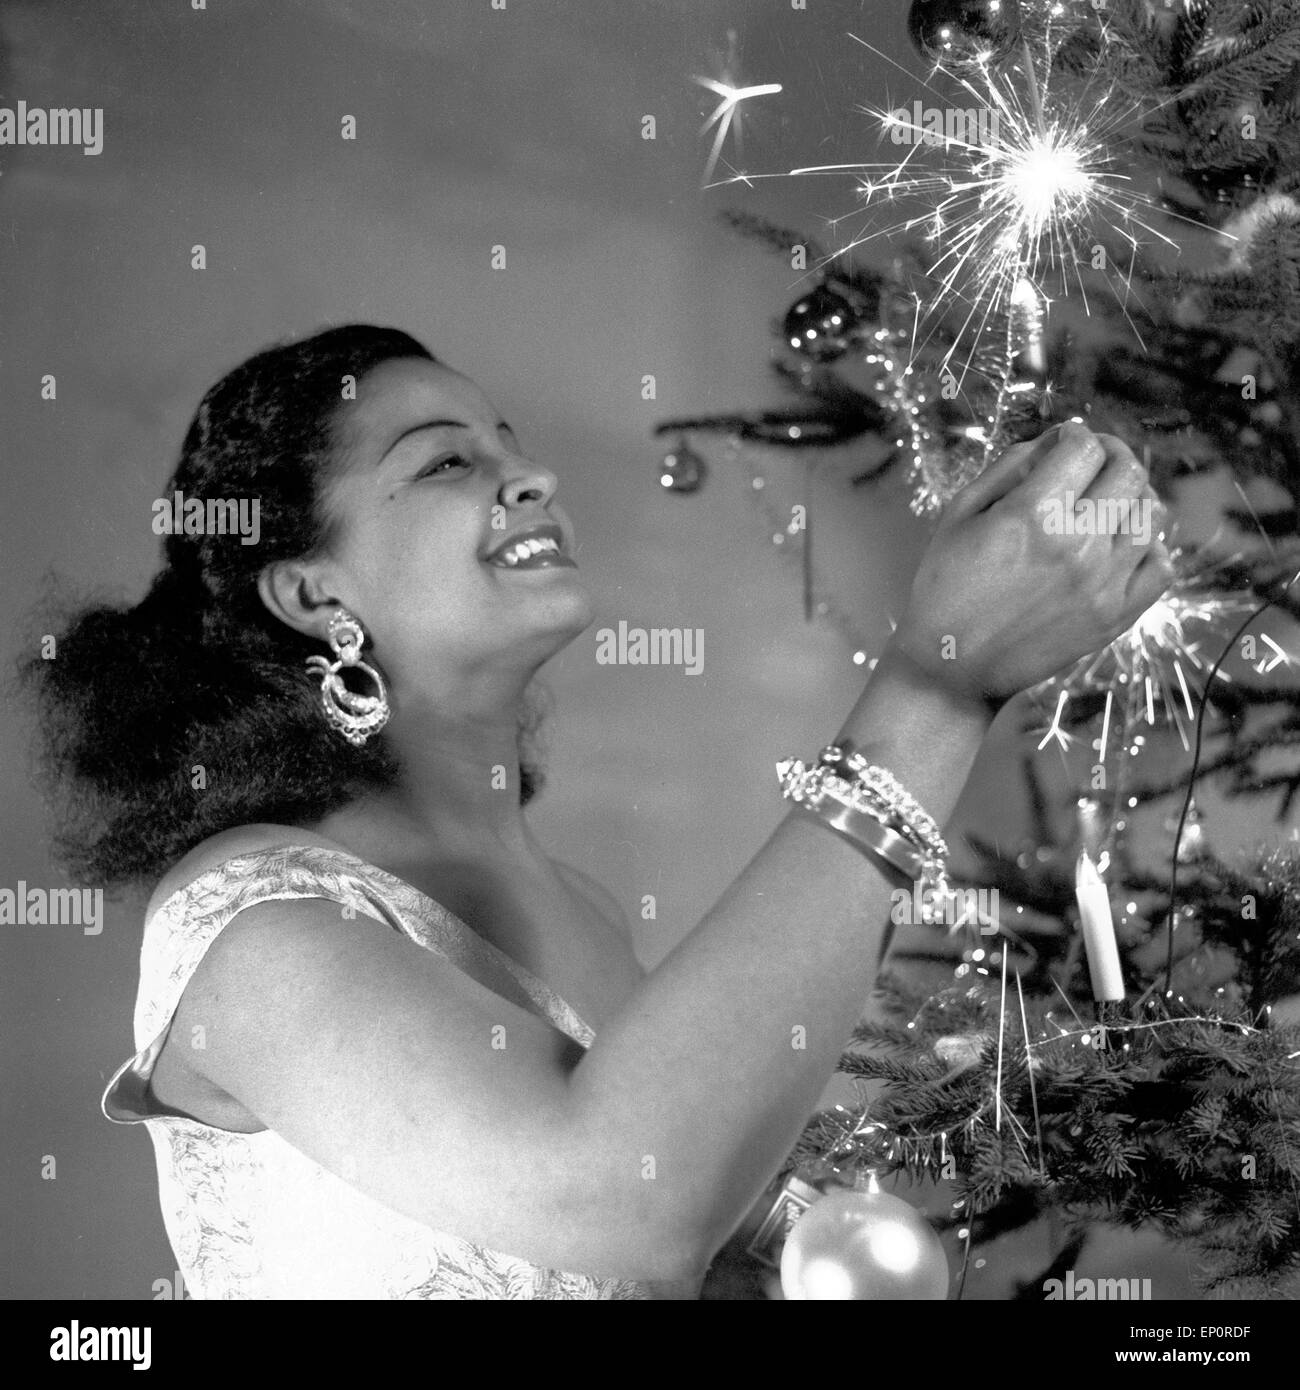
102,843,595,1125
103,845,408,1124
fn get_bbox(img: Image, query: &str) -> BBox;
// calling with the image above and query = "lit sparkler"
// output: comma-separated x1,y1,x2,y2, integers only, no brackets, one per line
1029,559,1260,754
785,21,1183,382
695,6,1196,514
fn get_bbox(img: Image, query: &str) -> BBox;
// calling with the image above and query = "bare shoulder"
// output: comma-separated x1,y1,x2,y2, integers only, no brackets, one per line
551,861,636,947
145,822,349,923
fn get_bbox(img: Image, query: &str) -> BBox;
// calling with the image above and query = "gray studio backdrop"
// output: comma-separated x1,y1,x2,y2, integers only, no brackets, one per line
2,0,1208,1299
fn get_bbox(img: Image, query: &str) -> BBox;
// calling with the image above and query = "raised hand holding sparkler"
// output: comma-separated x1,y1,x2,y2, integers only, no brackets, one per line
889,421,1174,706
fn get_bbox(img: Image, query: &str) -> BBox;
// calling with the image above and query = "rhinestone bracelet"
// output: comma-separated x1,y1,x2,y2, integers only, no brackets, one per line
779,745,950,863
776,747,952,912
818,744,948,860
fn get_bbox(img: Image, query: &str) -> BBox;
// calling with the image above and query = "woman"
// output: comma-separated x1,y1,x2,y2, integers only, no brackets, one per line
29,323,1172,1299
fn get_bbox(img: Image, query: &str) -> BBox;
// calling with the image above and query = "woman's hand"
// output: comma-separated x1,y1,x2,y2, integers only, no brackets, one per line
889,423,1173,706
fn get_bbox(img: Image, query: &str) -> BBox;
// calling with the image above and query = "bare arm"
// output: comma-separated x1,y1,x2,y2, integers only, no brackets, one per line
564,640,994,1266
171,425,1172,1284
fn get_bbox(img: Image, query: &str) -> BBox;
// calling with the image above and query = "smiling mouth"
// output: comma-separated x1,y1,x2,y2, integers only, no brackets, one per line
484,534,577,570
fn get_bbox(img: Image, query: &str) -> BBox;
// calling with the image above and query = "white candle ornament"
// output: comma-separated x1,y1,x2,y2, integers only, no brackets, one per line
1075,850,1125,1002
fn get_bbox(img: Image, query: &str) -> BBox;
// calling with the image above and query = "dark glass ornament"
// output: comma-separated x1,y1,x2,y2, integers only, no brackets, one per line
782,282,872,363
907,0,1022,67
659,437,706,493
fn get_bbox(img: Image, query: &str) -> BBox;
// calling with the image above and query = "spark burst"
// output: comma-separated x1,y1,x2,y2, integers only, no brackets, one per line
786,21,1185,381
695,6,1199,512
1030,560,1259,755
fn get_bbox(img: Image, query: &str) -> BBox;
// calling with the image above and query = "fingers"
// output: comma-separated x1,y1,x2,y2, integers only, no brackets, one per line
1014,423,1110,510
1123,540,1175,611
1067,444,1153,547
1083,435,1144,497
942,423,1074,520
946,423,1112,524
1090,434,1170,540
1026,429,1168,555
1070,429,1172,627
947,425,1172,560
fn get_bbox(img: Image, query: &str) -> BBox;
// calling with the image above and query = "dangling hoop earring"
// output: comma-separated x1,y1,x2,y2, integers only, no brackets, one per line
305,609,390,746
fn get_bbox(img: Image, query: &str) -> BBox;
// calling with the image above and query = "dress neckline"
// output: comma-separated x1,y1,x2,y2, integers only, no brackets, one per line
323,845,597,1043
166,841,597,1047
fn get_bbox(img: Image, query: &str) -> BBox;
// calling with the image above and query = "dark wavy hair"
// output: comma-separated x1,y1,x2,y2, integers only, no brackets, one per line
23,324,544,888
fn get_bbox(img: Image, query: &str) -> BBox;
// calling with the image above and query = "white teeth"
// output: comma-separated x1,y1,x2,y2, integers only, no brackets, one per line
493,534,561,567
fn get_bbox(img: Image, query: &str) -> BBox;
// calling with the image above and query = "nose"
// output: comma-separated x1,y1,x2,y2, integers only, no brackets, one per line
497,453,558,509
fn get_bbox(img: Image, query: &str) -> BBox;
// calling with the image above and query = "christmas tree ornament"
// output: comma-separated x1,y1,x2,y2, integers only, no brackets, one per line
1173,801,1205,863
779,1184,950,1300
906,0,1022,69
1007,276,1048,390
658,436,707,493
782,282,872,363
745,1173,823,1269
1077,795,1108,868
1076,850,1125,1002
737,445,875,656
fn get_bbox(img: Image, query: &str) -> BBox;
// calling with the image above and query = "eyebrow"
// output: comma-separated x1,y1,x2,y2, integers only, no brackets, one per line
380,417,515,461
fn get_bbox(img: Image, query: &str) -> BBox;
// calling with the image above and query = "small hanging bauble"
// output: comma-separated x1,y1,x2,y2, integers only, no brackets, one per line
658,436,706,493
783,282,872,363
779,1186,950,1300
907,0,1022,68
1175,803,1206,863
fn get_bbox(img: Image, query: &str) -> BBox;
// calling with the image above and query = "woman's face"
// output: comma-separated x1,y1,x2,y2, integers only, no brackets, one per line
316,357,595,696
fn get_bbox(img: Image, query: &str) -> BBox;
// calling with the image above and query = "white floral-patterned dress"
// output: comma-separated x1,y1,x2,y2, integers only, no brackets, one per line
102,844,691,1299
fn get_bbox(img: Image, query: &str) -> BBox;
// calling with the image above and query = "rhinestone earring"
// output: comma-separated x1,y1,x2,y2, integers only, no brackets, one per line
305,609,390,746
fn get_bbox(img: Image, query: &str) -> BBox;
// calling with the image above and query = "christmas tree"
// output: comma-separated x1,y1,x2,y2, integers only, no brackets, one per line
664,0,1300,1299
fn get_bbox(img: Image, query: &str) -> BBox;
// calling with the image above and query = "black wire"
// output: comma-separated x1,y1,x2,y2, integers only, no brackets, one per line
1163,567,1300,996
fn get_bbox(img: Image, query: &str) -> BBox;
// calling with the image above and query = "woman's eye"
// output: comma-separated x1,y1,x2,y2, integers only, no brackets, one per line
416,454,471,479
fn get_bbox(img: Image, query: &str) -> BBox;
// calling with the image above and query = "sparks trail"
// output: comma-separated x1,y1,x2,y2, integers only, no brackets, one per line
1028,555,1260,756
788,31,1196,382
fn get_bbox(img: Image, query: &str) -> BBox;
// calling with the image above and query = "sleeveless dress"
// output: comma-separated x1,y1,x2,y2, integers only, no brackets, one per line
101,844,691,1300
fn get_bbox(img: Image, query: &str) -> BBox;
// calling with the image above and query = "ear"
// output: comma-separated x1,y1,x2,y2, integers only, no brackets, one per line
257,559,345,643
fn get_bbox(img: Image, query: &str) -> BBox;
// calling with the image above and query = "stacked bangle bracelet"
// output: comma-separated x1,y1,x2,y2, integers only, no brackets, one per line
777,743,953,918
